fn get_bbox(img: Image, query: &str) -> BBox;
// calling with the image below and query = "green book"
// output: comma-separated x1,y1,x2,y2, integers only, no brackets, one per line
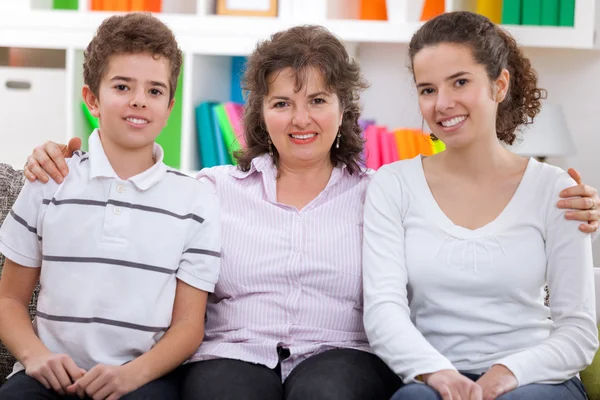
502,0,522,24
52,0,78,10
521,0,542,25
541,0,559,25
559,0,576,27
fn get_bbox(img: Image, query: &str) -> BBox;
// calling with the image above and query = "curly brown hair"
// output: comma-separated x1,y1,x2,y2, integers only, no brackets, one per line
236,25,369,174
408,11,546,145
83,13,182,103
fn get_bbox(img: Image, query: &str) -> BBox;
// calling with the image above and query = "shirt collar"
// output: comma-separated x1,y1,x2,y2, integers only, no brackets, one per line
88,129,167,191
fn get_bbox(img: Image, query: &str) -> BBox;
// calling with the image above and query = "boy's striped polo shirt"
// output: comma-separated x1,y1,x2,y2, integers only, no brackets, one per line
0,130,221,375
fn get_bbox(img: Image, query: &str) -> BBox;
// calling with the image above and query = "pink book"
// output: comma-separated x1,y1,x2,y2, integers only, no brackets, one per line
224,102,245,148
379,128,399,166
365,125,381,170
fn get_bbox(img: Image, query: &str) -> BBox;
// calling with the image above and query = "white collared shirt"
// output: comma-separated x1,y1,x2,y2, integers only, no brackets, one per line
0,129,221,375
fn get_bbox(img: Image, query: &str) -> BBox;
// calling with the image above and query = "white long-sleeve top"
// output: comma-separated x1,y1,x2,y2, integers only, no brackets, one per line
363,156,598,387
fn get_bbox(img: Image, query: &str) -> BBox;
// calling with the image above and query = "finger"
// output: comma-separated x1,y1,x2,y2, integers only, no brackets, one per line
50,361,73,391
558,197,596,211
42,369,65,395
568,168,582,185
27,157,50,183
46,142,70,178
33,146,63,184
91,383,114,400
579,221,599,234
24,167,38,183
106,393,121,400
63,357,85,382
66,137,82,156
85,373,110,398
30,373,51,390
471,384,483,400
565,209,599,223
560,184,598,199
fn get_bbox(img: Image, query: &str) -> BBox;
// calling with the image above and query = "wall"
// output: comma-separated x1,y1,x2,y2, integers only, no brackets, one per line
358,43,600,261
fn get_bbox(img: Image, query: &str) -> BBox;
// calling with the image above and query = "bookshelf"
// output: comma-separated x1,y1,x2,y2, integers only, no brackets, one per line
0,0,599,173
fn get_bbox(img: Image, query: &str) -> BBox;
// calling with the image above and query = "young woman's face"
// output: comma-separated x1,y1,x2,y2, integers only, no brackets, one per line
262,67,343,167
413,43,508,149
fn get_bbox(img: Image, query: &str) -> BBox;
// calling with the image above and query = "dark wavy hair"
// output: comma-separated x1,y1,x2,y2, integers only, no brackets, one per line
84,13,182,103
236,25,369,174
408,11,546,144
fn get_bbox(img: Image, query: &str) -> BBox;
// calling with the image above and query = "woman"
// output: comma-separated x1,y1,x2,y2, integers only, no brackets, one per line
363,12,598,400
23,24,600,400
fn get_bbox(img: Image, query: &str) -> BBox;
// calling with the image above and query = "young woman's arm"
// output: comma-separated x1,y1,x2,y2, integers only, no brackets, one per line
363,165,481,400
495,172,599,386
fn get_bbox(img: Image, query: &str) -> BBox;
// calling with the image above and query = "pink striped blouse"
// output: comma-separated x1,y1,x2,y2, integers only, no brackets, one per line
190,154,372,379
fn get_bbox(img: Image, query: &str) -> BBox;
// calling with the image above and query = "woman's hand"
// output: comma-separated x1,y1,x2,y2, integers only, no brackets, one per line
24,137,82,184
557,168,600,233
475,365,518,400
423,370,483,400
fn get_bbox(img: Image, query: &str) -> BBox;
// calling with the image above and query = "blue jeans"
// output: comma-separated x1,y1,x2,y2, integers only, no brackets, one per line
390,372,588,400
0,369,181,400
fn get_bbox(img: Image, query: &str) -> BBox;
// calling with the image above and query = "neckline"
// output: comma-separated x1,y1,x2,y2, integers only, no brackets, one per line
413,156,536,239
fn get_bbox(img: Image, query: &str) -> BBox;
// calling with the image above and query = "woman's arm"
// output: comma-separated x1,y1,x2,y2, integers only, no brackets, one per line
362,166,456,382
496,173,599,386
24,138,81,183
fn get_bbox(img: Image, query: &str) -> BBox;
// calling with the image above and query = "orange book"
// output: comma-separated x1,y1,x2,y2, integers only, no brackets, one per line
421,0,445,20
103,0,129,11
415,130,435,156
130,0,145,10
145,0,161,12
90,0,103,10
360,0,387,20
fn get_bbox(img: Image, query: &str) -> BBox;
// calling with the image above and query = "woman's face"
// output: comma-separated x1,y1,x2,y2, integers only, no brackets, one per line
262,67,343,167
413,43,508,149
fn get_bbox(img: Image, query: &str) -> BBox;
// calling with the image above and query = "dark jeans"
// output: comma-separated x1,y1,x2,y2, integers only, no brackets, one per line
180,348,403,400
0,369,181,400
391,372,588,400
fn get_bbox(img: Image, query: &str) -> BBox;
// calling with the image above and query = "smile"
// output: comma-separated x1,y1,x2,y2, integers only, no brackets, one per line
126,117,149,125
289,133,317,140
439,116,467,127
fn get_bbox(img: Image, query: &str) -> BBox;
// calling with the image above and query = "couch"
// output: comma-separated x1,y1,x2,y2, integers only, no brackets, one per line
0,162,599,397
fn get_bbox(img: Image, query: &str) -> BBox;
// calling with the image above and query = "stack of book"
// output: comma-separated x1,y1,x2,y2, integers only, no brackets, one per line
501,0,575,26
90,0,162,12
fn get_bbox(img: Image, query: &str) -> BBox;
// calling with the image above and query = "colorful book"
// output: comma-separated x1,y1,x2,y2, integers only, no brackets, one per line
364,125,381,170
90,0,103,10
195,102,218,168
156,61,183,168
211,107,230,165
144,0,162,12
103,0,129,11
502,0,522,24
223,102,245,148
476,0,502,23
541,0,559,26
230,57,246,105
421,0,445,21
558,0,575,27
521,0,542,25
359,0,387,20
214,103,240,165
379,129,399,165
52,0,78,10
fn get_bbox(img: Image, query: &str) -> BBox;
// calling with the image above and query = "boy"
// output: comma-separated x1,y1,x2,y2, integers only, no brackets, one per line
0,13,220,400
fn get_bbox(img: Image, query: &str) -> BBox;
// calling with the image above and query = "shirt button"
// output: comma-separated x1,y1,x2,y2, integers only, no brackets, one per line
295,215,301,221
116,184,126,193
294,247,300,253
113,207,122,215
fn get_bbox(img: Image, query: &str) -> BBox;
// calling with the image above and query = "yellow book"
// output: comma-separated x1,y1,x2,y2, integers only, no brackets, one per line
476,0,502,23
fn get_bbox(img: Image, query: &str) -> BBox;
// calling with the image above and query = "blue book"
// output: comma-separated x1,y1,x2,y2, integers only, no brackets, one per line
230,56,247,104
212,105,230,165
195,102,218,168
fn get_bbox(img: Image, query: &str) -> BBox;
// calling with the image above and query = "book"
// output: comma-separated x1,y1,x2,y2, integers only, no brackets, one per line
359,0,387,20
53,0,78,9
214,103,240,165
195,102,218,168
541,0,559,26
476,0,502,24
502,0,522,24
521,0,542,25
211,106,230,165
230,56,246,105
364,125,381,170
224,102,245,148
558,0,575,27
421,0,445,21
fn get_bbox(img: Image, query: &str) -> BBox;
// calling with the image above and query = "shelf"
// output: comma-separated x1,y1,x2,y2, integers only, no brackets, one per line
0,7,599,52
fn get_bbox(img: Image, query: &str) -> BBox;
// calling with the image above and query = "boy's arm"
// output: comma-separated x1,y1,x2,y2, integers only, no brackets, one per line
0,259,85,393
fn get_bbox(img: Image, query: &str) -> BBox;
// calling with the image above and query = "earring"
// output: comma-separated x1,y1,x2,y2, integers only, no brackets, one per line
335,132,341,149
268,138,273,156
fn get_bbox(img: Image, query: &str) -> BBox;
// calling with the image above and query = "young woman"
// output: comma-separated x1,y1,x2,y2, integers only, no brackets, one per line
363,11,598,400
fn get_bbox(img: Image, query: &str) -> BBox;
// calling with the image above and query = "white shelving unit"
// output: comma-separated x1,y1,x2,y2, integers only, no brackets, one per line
0,0,599,172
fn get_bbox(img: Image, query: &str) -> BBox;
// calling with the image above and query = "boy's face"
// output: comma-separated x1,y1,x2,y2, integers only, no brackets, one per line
83,53,174,151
